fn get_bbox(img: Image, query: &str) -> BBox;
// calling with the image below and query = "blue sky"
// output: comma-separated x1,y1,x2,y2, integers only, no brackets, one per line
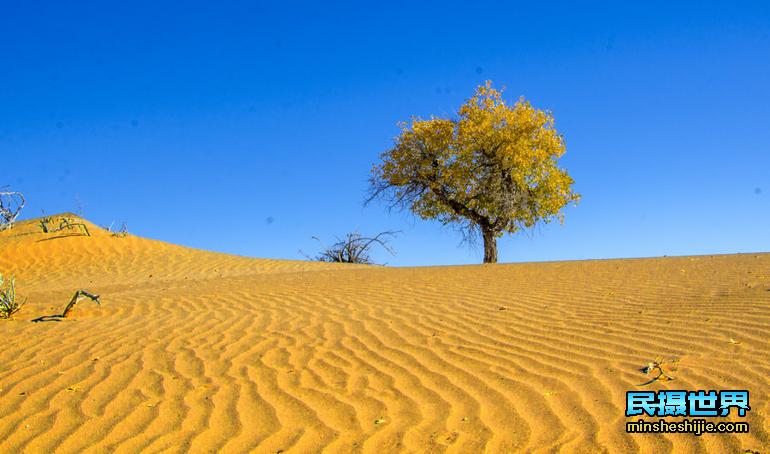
2,1,768,265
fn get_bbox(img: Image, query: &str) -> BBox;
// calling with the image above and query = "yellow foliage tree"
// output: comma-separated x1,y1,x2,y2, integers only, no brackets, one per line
368,81,580,263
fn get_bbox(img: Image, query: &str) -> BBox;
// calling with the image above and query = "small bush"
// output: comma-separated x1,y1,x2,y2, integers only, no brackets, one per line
310,231,398,264
112,221,128,238
39,215,53,233
0,273,25,319
57,217,90,236
39,216,90,237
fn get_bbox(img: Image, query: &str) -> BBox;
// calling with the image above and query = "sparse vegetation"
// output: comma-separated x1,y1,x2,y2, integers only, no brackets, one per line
39,215,53,233
309,231,398,264
0,190,25,231
57,217,91,236
112,221,128,238
39,215,91,237
0,273,25,319
102,221,128,237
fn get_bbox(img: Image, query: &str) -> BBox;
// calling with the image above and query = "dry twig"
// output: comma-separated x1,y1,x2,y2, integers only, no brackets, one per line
61,290,100,317
637,358,678,386
0,191,25,231
40,216,91,237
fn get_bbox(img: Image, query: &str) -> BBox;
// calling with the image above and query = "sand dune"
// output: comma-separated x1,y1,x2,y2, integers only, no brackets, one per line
1,215,768,453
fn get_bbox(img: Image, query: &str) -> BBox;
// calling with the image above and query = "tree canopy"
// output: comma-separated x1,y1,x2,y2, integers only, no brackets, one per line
369,81,579,263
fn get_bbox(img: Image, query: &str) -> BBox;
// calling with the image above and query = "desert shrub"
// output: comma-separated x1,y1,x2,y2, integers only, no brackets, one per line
310,231,398,264
102,221,128,238
39,215,53,233
0,273,25,319
112,221,128,238
39,215,90,237
57,217,90,236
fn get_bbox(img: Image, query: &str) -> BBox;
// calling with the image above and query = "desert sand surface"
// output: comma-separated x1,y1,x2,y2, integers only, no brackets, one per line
1,215,768,453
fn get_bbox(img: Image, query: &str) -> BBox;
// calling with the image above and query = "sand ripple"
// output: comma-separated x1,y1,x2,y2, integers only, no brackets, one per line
1,217,768,453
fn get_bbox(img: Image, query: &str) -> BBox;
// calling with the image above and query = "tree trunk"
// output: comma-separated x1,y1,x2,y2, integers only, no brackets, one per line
481,226,498,264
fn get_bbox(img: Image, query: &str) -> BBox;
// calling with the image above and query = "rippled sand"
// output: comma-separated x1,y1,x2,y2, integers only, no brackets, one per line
1,215,768,453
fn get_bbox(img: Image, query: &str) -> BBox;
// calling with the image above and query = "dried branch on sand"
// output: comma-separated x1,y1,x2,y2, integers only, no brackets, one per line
61,290,101,318
39,216,91,237
637,358,678,386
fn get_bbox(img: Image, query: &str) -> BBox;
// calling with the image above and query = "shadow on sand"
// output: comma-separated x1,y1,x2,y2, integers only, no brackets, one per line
31,314,67,323
36,232,90,242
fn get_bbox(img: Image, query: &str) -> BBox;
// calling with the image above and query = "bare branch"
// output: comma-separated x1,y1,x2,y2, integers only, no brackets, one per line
39,216,91,237
61,290,101,318
311,231,400,264
0,191,25,231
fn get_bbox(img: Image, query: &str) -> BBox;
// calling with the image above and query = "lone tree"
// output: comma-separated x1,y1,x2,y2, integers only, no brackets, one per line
368,82,579,263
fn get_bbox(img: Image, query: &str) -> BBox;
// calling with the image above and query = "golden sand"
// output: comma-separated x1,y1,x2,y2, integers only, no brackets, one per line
1,215,768,453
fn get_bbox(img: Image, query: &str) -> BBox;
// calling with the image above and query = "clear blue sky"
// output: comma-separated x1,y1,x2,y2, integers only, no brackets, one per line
2,1,768,265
